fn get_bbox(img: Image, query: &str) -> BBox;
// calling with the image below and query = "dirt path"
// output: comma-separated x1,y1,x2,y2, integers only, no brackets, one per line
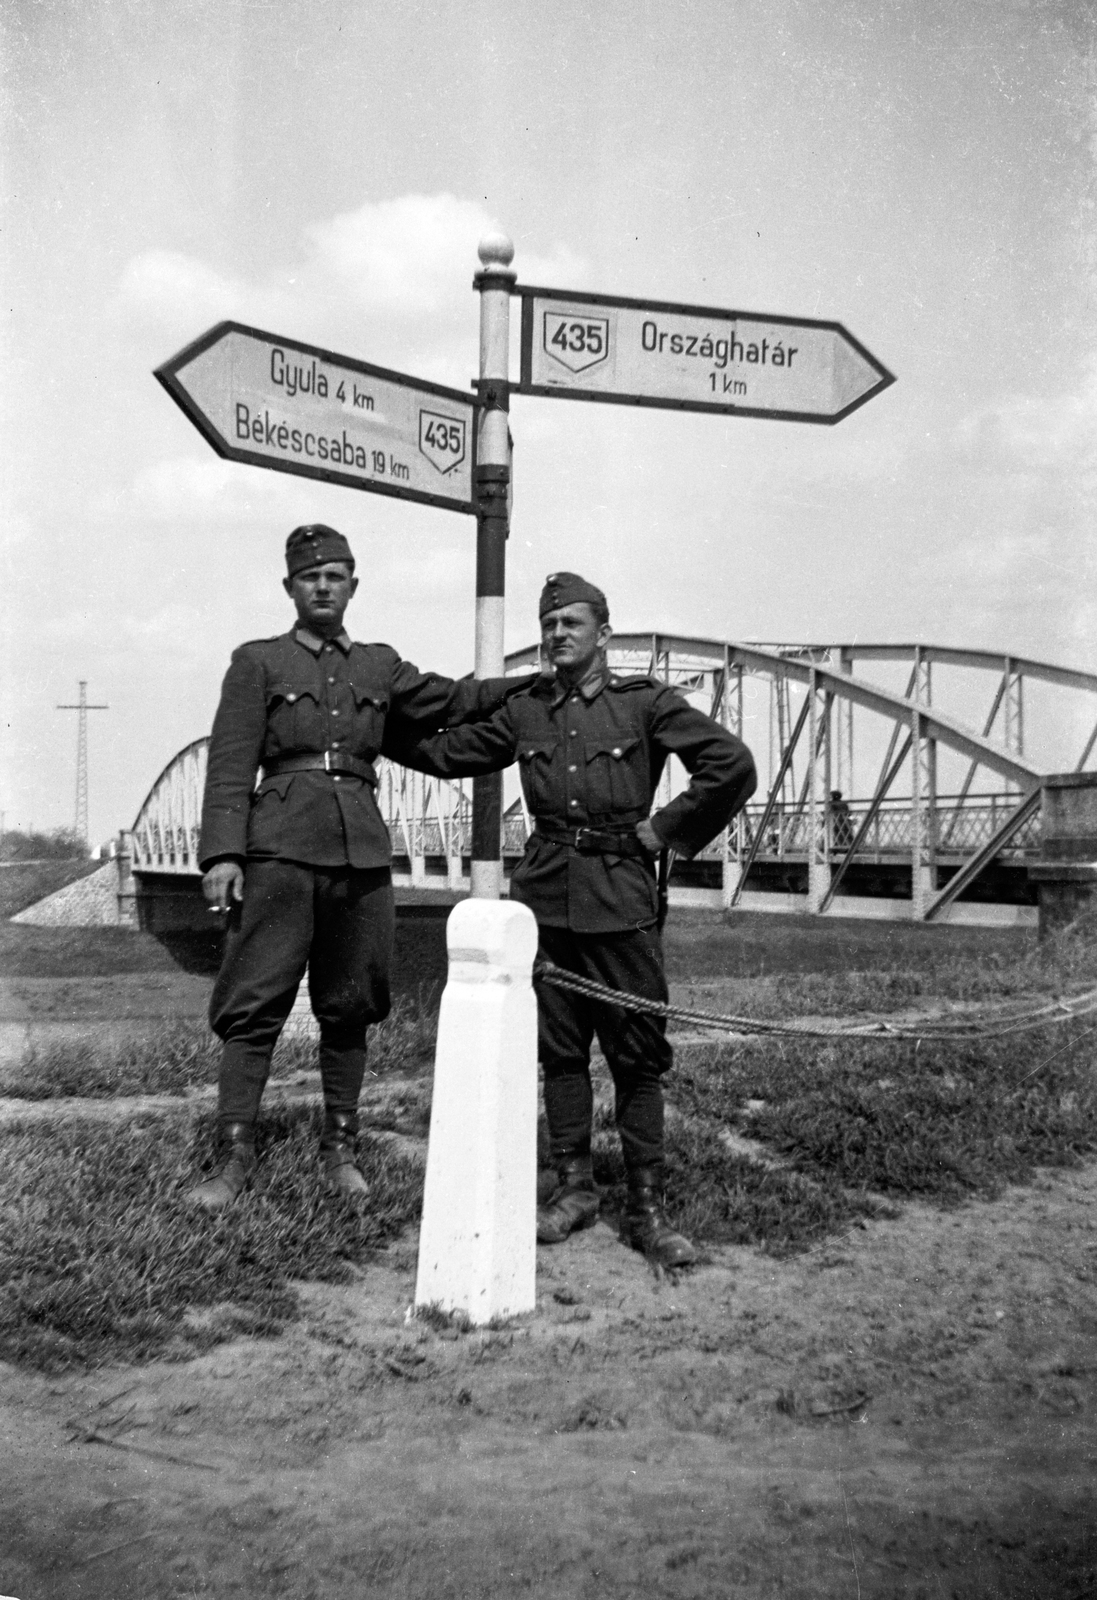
3,1157,1095,1599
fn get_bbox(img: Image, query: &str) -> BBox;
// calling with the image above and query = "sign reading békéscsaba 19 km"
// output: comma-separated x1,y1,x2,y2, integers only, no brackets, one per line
155,321,476,513
518,286,894,424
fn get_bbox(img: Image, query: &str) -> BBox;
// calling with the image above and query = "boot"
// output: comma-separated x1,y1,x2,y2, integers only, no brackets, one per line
622,1168,696,1268
186,1122,255,1211
537,1154,600,1244
320,1111,369,1198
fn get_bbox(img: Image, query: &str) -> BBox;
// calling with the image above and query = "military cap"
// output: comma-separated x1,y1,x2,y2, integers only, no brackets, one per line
538,571,608,620
285,524,355,577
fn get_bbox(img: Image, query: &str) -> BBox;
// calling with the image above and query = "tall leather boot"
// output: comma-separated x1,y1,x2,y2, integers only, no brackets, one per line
185,1122,256,1211
320,1110,369,1198
621,1166,696,1268
537,1153,600,1244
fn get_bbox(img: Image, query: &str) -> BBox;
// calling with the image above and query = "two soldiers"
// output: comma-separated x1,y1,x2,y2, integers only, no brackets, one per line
190,531,757,1270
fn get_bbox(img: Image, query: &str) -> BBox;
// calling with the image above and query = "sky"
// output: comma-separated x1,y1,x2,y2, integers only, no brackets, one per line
2,0,1095,843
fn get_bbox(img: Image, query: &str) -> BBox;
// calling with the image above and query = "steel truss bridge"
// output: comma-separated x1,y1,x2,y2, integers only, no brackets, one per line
130,638,1097,923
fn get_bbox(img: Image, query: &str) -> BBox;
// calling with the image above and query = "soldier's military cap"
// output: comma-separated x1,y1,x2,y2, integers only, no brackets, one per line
538,571,608,620
285,524,355,577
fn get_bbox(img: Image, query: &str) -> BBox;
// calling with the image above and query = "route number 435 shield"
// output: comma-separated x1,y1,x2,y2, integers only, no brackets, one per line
419,410,468,475
542,311,610,374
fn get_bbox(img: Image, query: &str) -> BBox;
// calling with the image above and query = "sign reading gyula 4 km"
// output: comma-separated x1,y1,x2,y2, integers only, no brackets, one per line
155,322,477,513
518,287,893,424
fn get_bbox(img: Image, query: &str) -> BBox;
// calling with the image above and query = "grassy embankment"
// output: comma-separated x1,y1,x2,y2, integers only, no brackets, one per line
0,858,103,920
1,912,1095,1369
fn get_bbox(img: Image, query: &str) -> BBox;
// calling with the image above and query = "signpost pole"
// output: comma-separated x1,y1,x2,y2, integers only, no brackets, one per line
470,233,516,899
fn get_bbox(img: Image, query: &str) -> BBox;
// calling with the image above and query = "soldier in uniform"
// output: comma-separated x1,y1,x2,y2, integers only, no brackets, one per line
402,573,756,1267
188,523,525,1209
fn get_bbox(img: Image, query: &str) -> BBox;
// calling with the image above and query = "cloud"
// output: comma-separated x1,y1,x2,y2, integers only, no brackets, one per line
117,194,587,373
951,359,1097,484
304,194,586,318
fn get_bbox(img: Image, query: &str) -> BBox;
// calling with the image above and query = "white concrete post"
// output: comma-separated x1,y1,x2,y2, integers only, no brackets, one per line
414,897,538,1324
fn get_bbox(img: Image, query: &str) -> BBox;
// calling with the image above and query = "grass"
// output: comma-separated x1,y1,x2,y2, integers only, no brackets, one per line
671,1019,1097,1202
663,906,1038,982
8,1022,222,1100
0,859,103,920
592,1118,888,1255
0,922,190,977
4,995,438,1100
3,907,1095,1370
675,910,1097,1018
0,1103,423,1370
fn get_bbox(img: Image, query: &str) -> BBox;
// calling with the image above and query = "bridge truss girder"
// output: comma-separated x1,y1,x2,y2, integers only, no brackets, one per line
128,636,1096,921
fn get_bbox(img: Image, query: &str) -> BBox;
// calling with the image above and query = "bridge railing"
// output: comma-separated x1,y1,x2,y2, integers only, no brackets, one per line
705,793,1043,862
378,791,1044,866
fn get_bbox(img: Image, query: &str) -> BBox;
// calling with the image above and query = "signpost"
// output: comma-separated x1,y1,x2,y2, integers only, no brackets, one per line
155,321,477,514
517,285,893,424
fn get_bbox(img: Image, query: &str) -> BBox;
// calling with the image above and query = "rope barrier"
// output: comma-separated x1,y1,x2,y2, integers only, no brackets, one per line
532,959,1097,1043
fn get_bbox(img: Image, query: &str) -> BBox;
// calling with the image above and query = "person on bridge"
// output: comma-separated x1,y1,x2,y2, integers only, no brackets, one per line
400,573,757,1268
187,524,525,1210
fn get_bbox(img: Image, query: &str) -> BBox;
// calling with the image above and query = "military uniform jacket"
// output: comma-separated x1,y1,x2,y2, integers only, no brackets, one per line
406,669,757,933
198,626,516,871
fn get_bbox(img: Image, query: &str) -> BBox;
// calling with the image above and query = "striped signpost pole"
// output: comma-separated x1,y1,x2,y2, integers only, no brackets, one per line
469,234,515,899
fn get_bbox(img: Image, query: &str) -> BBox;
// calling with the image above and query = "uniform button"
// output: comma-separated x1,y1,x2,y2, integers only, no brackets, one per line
568,764,577,772
331,709,339,716
325,645,333,652
570,728,578,737
570,799,579,808
612,747,622,757
571,696,579,704
328,676,336,684
333,775,341,782
286,693,296,703
332,740,341,748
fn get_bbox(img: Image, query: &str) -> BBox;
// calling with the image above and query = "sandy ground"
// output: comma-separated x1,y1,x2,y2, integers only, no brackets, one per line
2,1119,1095,1599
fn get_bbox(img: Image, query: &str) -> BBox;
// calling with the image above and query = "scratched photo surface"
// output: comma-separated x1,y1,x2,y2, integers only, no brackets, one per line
2,4,1096,1598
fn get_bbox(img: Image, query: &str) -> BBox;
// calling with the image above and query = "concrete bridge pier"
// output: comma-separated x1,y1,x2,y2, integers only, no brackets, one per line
1030,773,1097,937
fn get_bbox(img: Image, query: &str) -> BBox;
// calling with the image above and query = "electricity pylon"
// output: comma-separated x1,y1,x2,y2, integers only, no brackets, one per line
57,681,108,844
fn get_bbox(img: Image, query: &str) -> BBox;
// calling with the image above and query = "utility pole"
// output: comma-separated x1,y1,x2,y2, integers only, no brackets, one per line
57,681,109,844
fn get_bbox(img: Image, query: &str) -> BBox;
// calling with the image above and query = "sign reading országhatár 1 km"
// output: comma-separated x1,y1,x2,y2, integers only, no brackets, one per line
155,321,477,512
518,286,894,424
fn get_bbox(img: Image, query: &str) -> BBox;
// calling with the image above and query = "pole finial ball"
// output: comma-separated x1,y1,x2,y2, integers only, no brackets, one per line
478,233,515,273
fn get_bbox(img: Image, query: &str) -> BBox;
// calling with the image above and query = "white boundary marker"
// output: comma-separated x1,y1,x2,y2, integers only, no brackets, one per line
414,898,538,1323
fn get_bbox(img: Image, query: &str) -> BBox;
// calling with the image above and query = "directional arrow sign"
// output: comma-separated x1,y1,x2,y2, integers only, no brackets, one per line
517,286,893,424
155,321,477,513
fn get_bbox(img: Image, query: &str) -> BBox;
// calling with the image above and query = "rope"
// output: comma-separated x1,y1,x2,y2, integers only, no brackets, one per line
532,959,1097,1043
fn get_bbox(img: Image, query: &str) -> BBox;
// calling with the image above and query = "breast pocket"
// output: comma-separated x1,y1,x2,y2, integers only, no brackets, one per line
348,678,389,755
265,682,319,753
517,739,559,814
584,736,647,816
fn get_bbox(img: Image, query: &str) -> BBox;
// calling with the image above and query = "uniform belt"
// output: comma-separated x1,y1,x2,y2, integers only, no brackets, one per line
533,820,650,858
262,752,377,784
